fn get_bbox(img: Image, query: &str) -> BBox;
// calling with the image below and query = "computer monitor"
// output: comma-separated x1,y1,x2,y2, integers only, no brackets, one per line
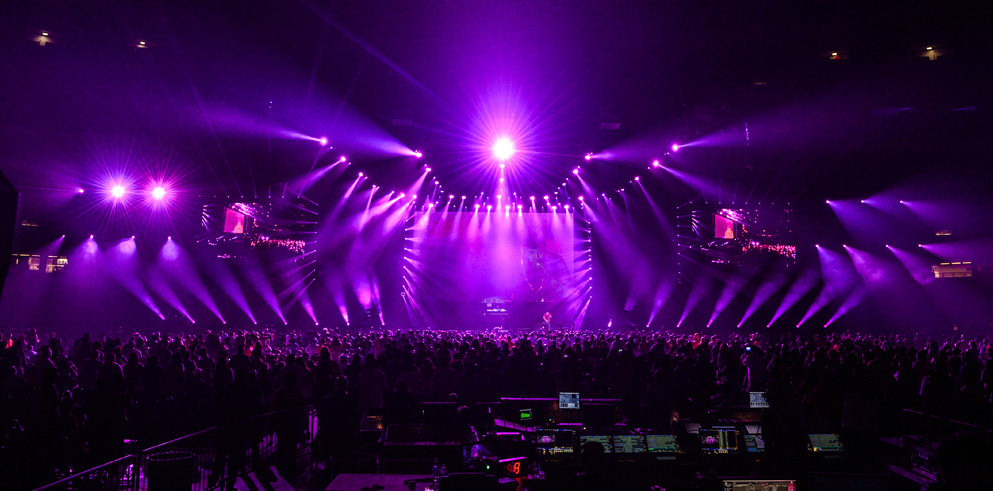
744,434,765,454
579,435,613,452
700,428,739,454
808,434,844,453
612,435,647,454
722,479,796,491
536,429,575,456
749,391,770,409
646,434,680,454
520,408,533,422
558,392,580,410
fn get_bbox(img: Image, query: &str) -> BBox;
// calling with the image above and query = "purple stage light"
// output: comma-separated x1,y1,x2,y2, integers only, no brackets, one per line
671,143,680,152
358,172,364,177
319,137,328,146
572,168,579,175
492,137,515,161
413,150,423,158
110,185,126,199
543,195,549,200
89,234,94,239
151,186,167,201
652,160,661,167
825,200,831,204
77,188,85,194
634,176,640,181
425,167,431,173
584,153,593,161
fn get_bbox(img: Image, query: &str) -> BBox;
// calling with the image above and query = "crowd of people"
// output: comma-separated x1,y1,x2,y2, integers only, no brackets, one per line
2,325,992,488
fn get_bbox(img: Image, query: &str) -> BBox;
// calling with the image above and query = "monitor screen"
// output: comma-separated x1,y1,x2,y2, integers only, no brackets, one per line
558,392,580,410
223,207,246,233
744,424,762,435
715,214,737,239
646,434,680,454
749,392,770,409
579,435,613,452
744,435,765,454
700,428,739,454
723,479,795,491
808,434,844,453
612,435,647,454
520,409,533,421
536,429,575,456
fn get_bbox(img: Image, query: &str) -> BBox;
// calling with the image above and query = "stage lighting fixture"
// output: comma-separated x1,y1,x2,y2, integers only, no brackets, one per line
578,196,584,201
584,153,593,161
319,137,328,146
340,156,347,162
461,195,466,199
77,188,85,194
110,185,126,199
543,195,549,200
449,194,454,199
475,204,480,209
89,234,94,239
492,137,515,161
652,160,661,167
358,172,364,177
413,150,423,158
634,176,640,181
425,167,431,173
825,200,831,204
131,235,136,239
860,199,866,203
671,143,680,152
151,186,167,200
573,168,579,175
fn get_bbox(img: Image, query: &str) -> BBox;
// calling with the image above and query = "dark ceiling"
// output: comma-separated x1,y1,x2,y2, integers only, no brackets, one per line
2,0,991,205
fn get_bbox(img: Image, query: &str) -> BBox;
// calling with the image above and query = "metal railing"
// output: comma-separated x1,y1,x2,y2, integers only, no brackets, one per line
34,406,317,491
31,455,138,491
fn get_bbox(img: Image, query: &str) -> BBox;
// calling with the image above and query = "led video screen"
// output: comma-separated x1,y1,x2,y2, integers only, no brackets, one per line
223,207,246,234
715,214,736,239
412,212,577,302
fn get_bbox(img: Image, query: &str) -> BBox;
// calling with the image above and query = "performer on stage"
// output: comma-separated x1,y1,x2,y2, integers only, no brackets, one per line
541,311,552,330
